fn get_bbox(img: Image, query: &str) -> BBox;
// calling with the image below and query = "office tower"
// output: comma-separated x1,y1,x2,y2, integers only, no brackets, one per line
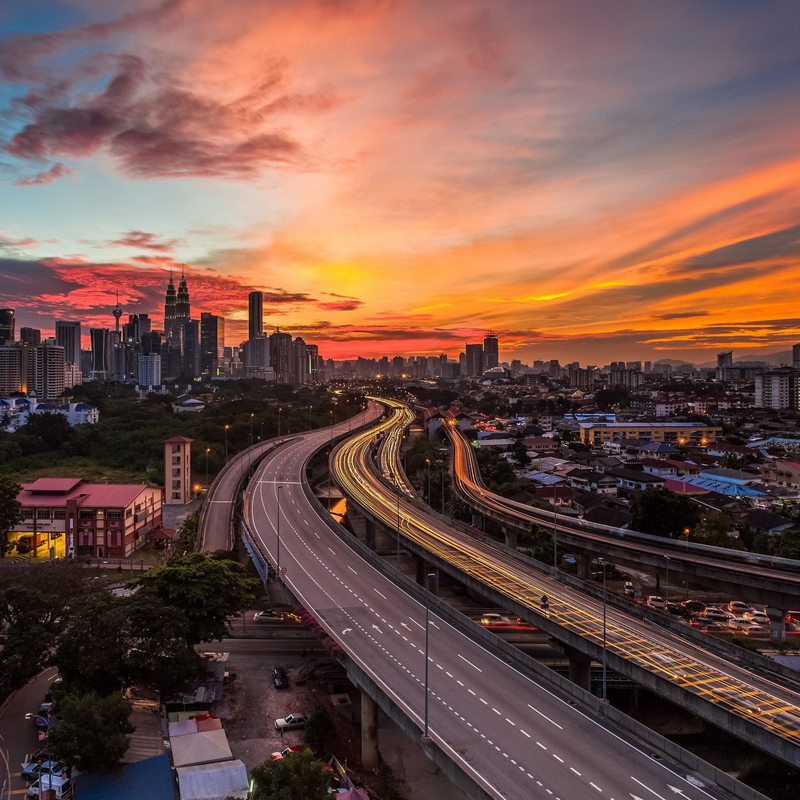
112,342,136,382
289,337,310,384
793,344,800,371
269,329,292,382
141,330,163,356
0,344,23,395
183,319,200,377
164,274,177,337
644,361,652,374
0,309,14,345
716,351,733,381
138,353,162,387
465,344,484,377
200,313,225,376
27,343,66,399
484,332,499,369
55,321,82,365
89,328,111,378
123,314,149,345
242,335,273,380
19,327,41,345
248,291,264,341
176,271,191,327
306,344,319,383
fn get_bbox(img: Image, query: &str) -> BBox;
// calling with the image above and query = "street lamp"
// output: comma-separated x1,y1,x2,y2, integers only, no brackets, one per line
250,413,255,446
205,447,211,486
425,458,431,504
441,460,445,516
552,499,558,572
224,424,230,462
665,555,670,604
396,482,402,567
423,582,435,746
600,558,608,702
278,407,282,438
276,485,283,577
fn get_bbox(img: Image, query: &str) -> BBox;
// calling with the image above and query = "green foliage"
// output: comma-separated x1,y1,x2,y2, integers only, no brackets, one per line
475,446,519,497
21,412,72,451
48,690,134,772
520,523,554,564
0,476,22,556
511,438,531,465
693,512,744,549
593,388,631,411
174,511,200,554
136,552,259,644
629,486,699,538
776,529,800,559
250,749,331,800
304,704,336,758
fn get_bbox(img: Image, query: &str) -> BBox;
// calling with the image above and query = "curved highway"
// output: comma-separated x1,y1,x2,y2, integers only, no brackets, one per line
244,401,738,800
330,399,800,754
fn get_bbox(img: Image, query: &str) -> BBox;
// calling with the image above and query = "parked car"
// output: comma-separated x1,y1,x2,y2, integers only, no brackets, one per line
727,601,751,615
743,611,770,625
274,712,307,732
27,775,70,798
21,761,66,783
270,746,304,761
272,666,289,690
728,618,765,632
704,607,732,621
623,582,635,597
646,596,666,610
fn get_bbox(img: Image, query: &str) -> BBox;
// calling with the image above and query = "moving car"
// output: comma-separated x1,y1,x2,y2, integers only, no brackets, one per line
254,610,281,623
274,712,307,732
270,746,304,761
623,581,635,597
728,618,765,632
646,596,666,610
272,666,289,690
704,607,732,621
681,600,706,613
744,611,770,625
727,601,751,615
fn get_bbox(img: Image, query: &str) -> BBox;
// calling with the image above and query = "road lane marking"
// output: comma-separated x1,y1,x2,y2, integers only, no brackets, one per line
590,782,602,792
374,588,387,600
347,565,357,574
528,704,564,730
631,777,668,800
520,729,530,738
552,754,563,763
458,654,482,672
570,767,581,775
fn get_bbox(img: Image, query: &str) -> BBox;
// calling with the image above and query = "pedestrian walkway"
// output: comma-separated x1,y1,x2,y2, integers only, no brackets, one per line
123,689,164,764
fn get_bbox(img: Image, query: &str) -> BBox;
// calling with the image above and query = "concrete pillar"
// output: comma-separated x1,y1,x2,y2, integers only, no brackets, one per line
471,510,483,530
414,554,426,586
360,689,379,771
767,607,787,644
577,554,591,581
426,570,439,596
364,517,376,550
563,647,592,692
503,527,518,550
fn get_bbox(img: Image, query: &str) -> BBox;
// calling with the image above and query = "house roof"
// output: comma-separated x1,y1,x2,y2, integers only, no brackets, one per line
744,509,794,532
76,754,175,800
607,468,666,484
18,480,153,509
165,435,194,444
583,505,631,528
170,729,233,768
176,760,248,800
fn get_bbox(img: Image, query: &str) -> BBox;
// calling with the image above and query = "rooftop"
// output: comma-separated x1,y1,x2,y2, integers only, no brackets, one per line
19,480,155,509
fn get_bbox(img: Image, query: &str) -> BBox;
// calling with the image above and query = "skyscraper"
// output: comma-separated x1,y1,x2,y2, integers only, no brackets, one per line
27,343,66,399
0,309,14,345
164,274,177,338
200,313,225,376
248,291,264,341
20,327,41,346
176,270,191,327
716,351,733,381
484,332,499,369
56,321,82,365
465,343,484,377
269,330,292,382
183,319,200,377
90,328,111,378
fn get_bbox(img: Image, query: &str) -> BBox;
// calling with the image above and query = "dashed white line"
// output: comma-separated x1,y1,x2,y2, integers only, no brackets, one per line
374,588,387,600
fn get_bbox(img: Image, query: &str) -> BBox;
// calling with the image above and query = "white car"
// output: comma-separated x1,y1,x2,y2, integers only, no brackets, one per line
646,596,666,610
274,712,307,732
704,607,733,621
744,611,770,625
728,618,765,632
727,601,751,615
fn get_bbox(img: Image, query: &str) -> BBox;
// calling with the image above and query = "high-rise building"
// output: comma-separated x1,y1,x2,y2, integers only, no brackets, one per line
465,344,484,377
20,327,41,346
716,351,733,381
176,271,191,328
200,313,225,376
138,353,162,388
755,368,799,410
0,344,23,395
164,435,193,505
248,291,264,341
27,343,66,399
141,330,163,356
242,335,273,380
269,330,292,382
112,293,123,336
55,321,82,365
289,337,310,384
164,274,177,338
183,320,200,377
90,328,111,378
484,332,499,369
0,309,14,345
793,344,800,371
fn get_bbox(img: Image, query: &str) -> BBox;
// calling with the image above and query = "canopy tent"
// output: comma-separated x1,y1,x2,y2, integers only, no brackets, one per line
169,718,198,737
170,729,232,768
196,717,223,732
176,760,248,800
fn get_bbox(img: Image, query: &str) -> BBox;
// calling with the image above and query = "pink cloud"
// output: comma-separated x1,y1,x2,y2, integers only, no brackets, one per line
109,230,182,252
12,163,76,186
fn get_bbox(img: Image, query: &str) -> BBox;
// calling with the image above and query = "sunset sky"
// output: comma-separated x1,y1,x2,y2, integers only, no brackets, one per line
3,0,800,363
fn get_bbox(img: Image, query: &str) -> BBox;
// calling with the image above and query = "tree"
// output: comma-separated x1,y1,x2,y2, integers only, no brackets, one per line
629,487,699,538
136,553,259,644
776,529,800,560
22,412,72,451
0,476,22,557
521,523,554,564
304,705,336,758
511,439,531,466
250,750,331,800
48,691,134,772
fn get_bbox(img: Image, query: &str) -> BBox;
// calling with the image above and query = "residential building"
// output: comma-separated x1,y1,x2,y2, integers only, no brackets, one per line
0,344,22,395
578,421,721,446
269,330,292,382
793,343,800,371
138,353,162,388
242,335,274,380
0,396,99,431
248,291,263,340
716,351,733,381
165,436,193,505
754,368,799,410
11,478,162,559
760,459,800,491
465,343,484,376
27,342,65,399
55,320,82,365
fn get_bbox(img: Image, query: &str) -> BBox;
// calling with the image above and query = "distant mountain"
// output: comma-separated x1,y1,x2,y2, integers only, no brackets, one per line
653,358,696,366
697,350,794,369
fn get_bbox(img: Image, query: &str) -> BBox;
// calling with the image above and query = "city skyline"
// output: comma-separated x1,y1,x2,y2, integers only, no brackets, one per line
4,2,800,362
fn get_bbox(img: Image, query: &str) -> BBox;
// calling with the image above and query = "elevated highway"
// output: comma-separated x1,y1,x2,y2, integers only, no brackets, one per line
243,401,754,800
443,419,800,612
329,399,800,767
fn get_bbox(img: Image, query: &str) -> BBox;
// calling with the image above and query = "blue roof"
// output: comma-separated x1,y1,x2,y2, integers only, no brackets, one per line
676,475,766,497
76,754,176,800
75,403,95,410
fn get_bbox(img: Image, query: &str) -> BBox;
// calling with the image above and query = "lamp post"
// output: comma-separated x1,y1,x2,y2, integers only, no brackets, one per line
425,458,431,504
552,499,558,572
205,447,210,486
665,555,670,604
423,588,435,746
278,407,282,438
396,482,402,567
601,558,608,702
276,485,283,577
330,410,334,441
250,413,255,446
441,460,445,516
224,424,230,462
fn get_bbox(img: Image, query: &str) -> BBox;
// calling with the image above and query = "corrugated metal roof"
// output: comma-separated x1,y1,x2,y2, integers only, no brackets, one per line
77,754,175,800
19,481,154,509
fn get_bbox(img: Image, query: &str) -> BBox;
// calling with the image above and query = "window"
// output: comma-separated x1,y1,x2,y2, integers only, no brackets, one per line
172,468,181,477
172,492,181,500
172,444,181,453
36,510,50,520
21,507,33,519
172,480,181,490
126,508,133,518
53,510,65,520
107,510,122,520
79,510,94,520
172,456,181,465
135,504,141,512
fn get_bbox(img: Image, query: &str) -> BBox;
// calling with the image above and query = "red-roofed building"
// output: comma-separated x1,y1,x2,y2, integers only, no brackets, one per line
11,479,163,559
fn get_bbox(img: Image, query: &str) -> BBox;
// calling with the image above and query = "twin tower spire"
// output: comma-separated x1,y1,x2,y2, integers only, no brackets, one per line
164,268,190,339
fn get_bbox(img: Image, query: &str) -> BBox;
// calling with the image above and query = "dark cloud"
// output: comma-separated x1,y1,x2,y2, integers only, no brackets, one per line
656,311,710,320
108,230,182,252
12,162,75,186
317,300,362,311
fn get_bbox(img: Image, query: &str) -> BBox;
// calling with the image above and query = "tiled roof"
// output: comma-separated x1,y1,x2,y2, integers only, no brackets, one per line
19,480,154,509
164,435,194,444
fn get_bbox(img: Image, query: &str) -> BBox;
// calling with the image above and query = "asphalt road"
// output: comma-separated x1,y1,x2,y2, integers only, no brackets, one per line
244,401,733,800
0,668,57,800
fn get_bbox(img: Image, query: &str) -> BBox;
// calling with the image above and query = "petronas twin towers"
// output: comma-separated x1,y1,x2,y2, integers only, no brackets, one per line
164,269,191,341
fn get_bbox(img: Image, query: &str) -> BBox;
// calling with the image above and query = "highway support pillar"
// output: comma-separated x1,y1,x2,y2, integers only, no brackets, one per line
360,689,379,772
364,517,376,550
471,510,483,530
577,554,591,581
414,555,426,586
502,526,518,550
768,607,787,644
562,645,592,692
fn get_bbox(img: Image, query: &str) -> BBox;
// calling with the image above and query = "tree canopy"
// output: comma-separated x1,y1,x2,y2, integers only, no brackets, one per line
630,486,699,538
250,750,331,800
0,476,22,556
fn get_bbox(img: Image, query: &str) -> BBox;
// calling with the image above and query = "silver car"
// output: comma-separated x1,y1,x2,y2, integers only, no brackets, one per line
274,712,307,732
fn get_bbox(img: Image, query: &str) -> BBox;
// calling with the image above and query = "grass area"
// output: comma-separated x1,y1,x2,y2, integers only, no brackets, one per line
1,456,151,485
